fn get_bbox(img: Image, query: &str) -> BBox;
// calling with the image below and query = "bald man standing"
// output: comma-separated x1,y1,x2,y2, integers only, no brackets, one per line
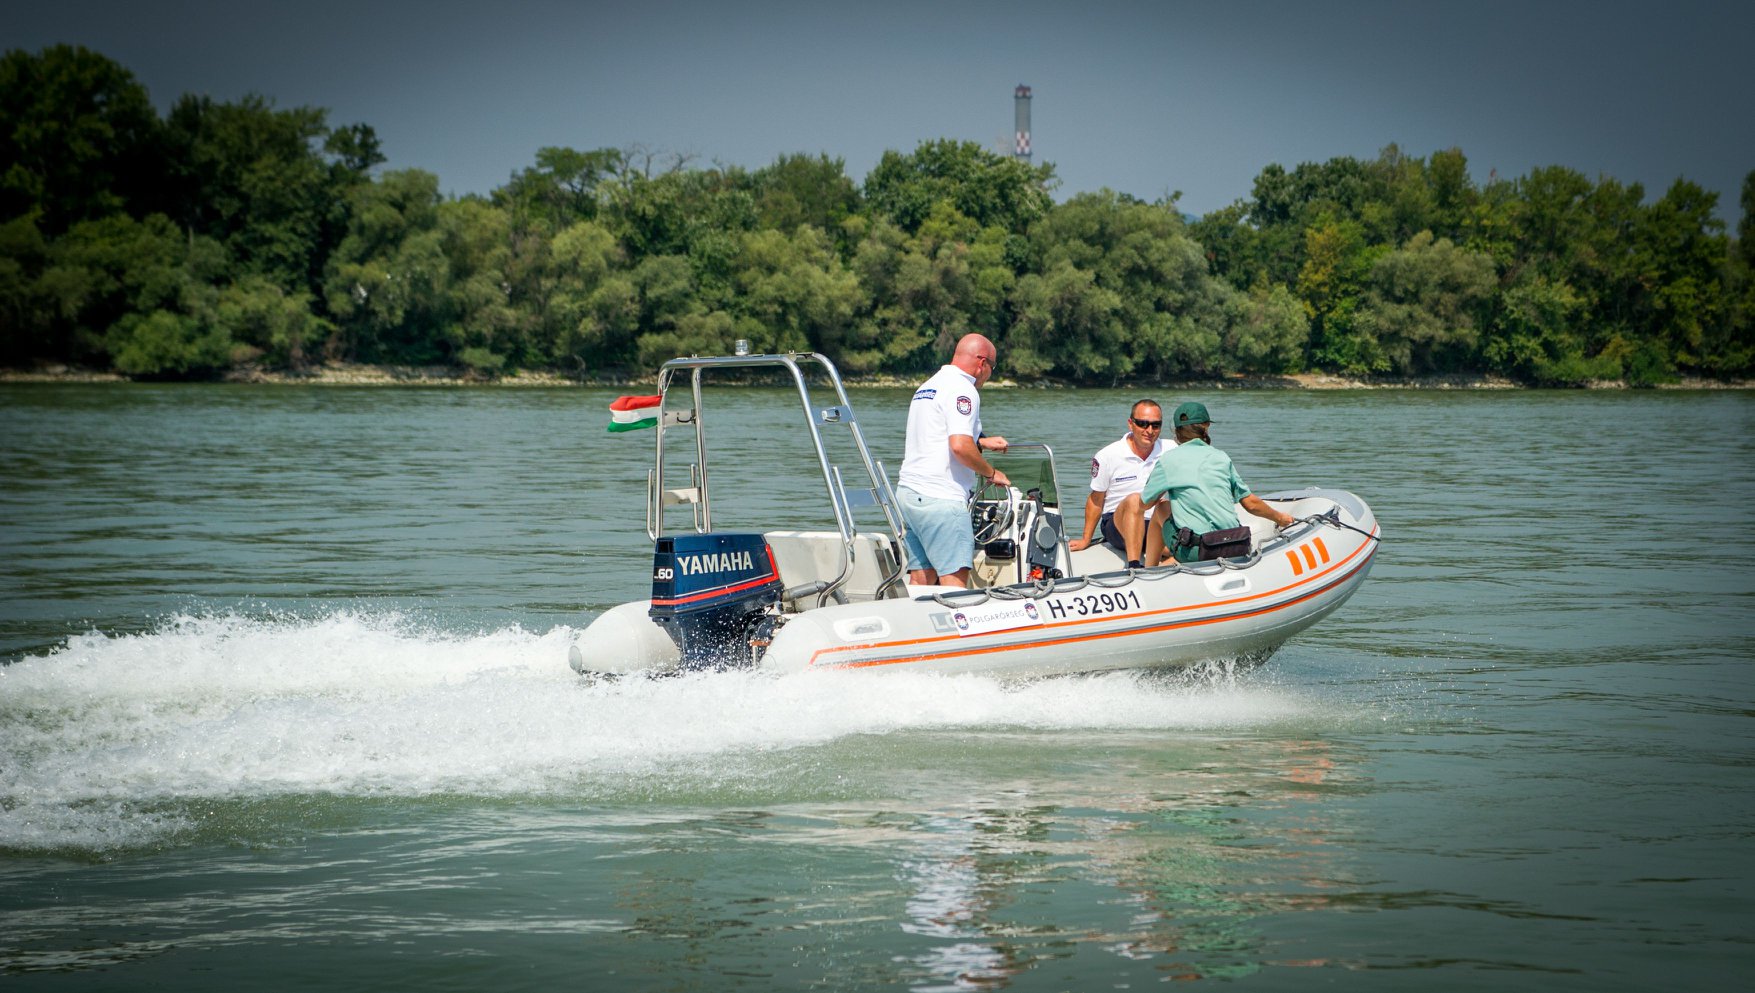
895,334,1010,588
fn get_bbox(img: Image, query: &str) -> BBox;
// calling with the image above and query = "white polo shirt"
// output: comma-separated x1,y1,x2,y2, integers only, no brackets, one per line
1090,434,1169,516
897,364,982,502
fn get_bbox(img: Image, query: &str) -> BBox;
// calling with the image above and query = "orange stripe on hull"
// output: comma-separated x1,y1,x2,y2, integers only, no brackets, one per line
809,526,1379,670
827,548,1376,670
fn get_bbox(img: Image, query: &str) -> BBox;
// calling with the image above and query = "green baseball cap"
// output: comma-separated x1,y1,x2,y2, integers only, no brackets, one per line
1170,401,1212,428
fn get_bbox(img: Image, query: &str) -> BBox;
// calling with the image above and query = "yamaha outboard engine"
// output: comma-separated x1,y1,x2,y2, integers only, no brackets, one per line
648,532,785,671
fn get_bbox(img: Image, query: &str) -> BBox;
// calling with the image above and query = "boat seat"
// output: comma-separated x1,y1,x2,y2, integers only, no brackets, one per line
1067,541,1128,575
764,530,902,605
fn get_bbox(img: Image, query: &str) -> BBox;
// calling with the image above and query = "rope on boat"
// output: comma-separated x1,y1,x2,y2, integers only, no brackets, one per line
986,580,1056,601
1084,570,1138,588
1307,507,1382,543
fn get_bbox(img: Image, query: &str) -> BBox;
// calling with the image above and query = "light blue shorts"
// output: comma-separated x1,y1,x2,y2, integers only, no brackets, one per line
897,486,974,576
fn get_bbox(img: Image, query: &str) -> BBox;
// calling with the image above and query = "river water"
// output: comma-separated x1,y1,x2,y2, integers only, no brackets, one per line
1,381,1750,990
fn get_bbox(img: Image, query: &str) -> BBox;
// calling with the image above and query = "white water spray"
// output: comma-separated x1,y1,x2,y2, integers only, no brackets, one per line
1,610,1314,850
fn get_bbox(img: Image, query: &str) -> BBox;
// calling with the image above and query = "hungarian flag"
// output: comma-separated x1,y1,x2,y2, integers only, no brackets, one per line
607,395,662,432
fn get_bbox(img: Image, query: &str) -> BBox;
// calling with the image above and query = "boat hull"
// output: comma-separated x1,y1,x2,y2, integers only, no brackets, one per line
571,490,1378,680
762,492,1376,676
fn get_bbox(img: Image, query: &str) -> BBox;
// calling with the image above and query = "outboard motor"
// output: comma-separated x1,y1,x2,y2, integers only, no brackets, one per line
648,532,785,670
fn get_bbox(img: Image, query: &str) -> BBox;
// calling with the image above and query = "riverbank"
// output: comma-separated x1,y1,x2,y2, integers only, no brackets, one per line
1,362,1748,390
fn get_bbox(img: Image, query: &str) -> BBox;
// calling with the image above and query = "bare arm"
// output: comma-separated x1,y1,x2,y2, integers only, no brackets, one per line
950,434,1009,488
1067,490,1106,551
1241,494,1296,529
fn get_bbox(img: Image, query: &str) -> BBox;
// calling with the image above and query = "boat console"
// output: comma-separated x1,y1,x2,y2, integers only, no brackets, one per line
965,444,1072,587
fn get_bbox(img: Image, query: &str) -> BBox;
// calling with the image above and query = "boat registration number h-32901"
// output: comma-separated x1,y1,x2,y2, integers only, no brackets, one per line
1046,590,1143,619
930,589,1147,638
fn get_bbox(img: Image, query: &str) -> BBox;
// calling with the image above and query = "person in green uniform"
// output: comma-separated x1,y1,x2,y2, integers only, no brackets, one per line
1137,401,1297,564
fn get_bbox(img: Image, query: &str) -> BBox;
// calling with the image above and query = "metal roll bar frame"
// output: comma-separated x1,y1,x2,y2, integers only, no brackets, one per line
645,352,910,604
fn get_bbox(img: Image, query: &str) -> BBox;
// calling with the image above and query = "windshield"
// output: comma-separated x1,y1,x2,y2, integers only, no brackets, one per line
984,444,1060,507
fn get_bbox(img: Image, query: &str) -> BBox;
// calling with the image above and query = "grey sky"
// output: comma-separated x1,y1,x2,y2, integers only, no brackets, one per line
7,0,1751,220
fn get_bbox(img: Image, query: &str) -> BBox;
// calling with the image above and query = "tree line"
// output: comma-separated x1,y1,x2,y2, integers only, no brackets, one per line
3,45,1750,384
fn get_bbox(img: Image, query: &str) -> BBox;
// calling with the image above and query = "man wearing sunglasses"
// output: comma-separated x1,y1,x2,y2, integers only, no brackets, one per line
1068,400,1170,569
896,334,1010,588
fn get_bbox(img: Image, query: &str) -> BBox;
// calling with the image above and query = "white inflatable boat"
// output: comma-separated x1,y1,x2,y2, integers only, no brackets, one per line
570,351,1380,680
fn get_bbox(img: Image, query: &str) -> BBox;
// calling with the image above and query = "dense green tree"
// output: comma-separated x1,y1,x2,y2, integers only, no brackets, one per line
1188,201,1260,291
1353,231,1498,375
1223,279,1308,374
438,197,531,372
604,254,709,369
1231,165,1308,287
750,153,860,244
599,162,701,258
1030,191,1234,377
862,139,1055,235
1727,172,1755,375
1458,172,1519,268
843,212,979,372
1265,156,1390,230
0,213,53,362
1008,260,1126,380
323,123,386,179
1741,171,1755,269
39,213,226,366
210,274,330,367
1507,166,1596,284
544,219,629,372
161,93,336,293
1624,179,1727,380
495,146,623,232
1363,144,1433,245
5,44,1750,384
1569,177,1646,346
31,212,250,376
107,308,231,376
1297,215,1384,372
1482,274,1606,383
961,224,1018,345
323,168,448,362
1426,147,1477,241
731,225,860,356
636,308,736,371
840,218,927,371
0,46,161,234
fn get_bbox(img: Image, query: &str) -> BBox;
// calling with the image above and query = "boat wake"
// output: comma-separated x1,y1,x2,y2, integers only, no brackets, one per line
1,609,1328,852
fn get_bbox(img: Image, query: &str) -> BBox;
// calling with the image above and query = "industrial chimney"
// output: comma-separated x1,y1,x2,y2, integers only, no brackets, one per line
1013,84,1032,161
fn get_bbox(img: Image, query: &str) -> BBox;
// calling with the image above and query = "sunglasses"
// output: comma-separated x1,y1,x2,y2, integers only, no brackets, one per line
1131,418,1162,429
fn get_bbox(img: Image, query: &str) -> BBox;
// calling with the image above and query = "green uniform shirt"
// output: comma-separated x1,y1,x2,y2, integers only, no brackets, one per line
1139,440,1251,562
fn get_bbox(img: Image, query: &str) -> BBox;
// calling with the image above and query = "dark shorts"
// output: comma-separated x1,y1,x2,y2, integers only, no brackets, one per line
1098,512,1126,551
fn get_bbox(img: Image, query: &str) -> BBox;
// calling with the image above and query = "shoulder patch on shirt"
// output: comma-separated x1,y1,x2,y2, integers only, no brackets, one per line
1090,457,1100,479
955,395,972,415
912,388,937,401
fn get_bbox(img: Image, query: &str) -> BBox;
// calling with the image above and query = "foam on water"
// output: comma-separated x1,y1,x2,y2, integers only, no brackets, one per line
1,610,1324,851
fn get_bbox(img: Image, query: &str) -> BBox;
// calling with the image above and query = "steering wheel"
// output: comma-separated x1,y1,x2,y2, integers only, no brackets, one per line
970,482,1018,544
